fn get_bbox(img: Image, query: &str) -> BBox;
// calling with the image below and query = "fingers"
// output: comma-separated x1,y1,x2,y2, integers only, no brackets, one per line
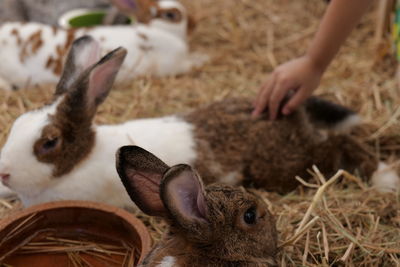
282,87,309,115
252,75,276,117
268,80,290,120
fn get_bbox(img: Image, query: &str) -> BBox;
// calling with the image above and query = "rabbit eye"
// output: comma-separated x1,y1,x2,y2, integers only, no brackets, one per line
243,207,257,225
165,12,176,20
160,9,182,22
42,137,59,152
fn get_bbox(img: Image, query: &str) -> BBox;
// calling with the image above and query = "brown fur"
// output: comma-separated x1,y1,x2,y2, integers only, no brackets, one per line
51,26,58,36
137,32,149,41
34,80,96,177
141,185,277,267
118,0,157,24
34,37,127,178
139,44,153,52
45,29,76,75
185,98,377,194
10,28,22,46
19,29,43,63
187,15,197,35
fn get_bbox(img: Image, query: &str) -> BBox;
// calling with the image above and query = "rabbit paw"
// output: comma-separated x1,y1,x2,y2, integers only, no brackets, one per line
371,162,400,194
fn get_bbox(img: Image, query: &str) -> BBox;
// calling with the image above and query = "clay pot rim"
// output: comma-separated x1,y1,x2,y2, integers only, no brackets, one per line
0,200,152,264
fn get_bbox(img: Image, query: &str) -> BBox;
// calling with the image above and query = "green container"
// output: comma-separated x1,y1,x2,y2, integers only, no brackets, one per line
68,11,107,28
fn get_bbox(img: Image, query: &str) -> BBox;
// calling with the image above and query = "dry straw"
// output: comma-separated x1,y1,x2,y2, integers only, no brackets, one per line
0,213,139,266
0,0,399,265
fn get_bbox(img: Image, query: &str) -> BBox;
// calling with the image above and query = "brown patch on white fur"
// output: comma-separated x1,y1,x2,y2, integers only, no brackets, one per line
51,26,58,36
137,32,149,41
35,38,126,178
34,92,95,177
10,28,22,46
127,0,158,24
45,29,77,75
19,29,44,63
139,44,153,52
185,98,378,194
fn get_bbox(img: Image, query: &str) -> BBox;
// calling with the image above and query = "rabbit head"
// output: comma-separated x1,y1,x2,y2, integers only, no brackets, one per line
110,0,195,39
116,146,278,265
0,36,126,197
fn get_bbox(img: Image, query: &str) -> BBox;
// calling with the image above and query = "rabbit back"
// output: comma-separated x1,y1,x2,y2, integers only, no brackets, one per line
0,22,74,88
87,25,190,78
0,22,191,89
185,98,377,193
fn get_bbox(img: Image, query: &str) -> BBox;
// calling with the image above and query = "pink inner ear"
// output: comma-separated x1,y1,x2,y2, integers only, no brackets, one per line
87,57,120,107
166,170,207,222
126,169,165,216
111,0,137,13
122,0,137,8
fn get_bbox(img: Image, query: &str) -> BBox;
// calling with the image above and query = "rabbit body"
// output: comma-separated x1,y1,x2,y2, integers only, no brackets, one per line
185,98,378,193
1,109,196,207
0,0,111,25
0,23,192,90
0,1,204,90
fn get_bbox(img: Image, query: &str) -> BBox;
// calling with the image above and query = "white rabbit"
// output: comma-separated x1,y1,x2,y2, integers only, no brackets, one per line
0,0,205,90
0,37,397,208
0,36,197,207
0,0,113,25
116,145,278,266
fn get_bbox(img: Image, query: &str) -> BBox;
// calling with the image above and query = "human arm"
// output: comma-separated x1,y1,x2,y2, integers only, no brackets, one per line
252,0,375,119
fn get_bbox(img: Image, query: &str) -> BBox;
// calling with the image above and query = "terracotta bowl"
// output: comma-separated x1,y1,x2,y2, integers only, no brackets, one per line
0,201,152,267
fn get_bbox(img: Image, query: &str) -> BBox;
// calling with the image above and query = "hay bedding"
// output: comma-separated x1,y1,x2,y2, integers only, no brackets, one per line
0,0,399,265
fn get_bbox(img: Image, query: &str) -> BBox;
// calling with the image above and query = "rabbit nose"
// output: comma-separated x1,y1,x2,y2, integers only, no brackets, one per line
0,173,10,184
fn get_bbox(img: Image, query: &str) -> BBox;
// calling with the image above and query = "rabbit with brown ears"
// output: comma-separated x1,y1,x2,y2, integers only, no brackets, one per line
0,36,398,207
116,145,278,267
0,35,200,207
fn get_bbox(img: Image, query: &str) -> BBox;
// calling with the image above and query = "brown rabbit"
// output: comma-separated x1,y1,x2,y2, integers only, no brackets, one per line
116,145,278,266
184,98,387,193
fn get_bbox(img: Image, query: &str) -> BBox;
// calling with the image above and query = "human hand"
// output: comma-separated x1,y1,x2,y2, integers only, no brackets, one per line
252,56,324,120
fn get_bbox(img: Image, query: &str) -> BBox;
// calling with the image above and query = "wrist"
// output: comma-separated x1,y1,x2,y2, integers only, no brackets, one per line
303,53,329,74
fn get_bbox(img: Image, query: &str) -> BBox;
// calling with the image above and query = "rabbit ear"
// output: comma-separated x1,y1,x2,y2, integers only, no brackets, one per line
85,46,127,109
56,36,101,96
161,165,208,225
116,146,169,217
109,0,138,15
110,0,156,22
59,45,127,119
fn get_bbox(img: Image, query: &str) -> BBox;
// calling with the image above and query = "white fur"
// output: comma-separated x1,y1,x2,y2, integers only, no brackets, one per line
0,183,14,198
156,256,177,267
0,0,207,90
0,100,61,198
371,162,400,194
0,101,197,207
220,171,242,185
332,114,362,133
